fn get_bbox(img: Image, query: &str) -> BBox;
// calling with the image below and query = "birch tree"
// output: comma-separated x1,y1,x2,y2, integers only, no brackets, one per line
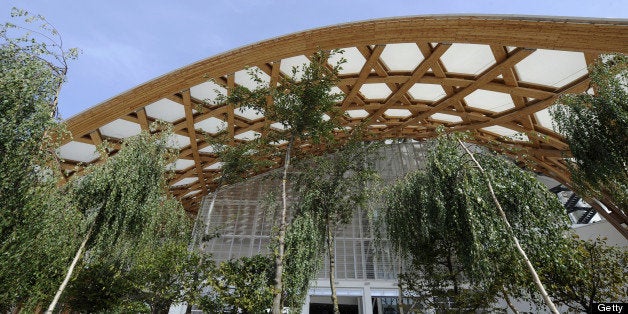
383,134,568,313
221,50,344,313
292,138,379,313
0,8,80,311
550,54,628,233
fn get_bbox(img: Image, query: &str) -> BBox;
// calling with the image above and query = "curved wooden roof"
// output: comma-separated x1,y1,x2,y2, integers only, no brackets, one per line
58,15,628,231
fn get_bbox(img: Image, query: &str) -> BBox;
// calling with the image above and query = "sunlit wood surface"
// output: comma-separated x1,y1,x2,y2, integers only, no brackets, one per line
58,15,628,234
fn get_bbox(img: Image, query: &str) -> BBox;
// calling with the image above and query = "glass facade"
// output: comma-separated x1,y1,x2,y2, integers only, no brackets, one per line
195,142,429,281
188,141,603,314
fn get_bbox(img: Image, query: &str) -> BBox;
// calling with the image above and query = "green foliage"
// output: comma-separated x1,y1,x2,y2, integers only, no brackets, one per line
60,132,208,313
282,211,324,308
0,8,81,311
63,258,131,313
543,237,628,313
218,50,346,313
288,135,380,311
294,138,380,226
122,189,206,313
550,54,628,210
70,131,175,258
0,183,82,311
2,8,78,83
221,50,345,143
127,241,208,313
1,6,68,250
201,255,275,313
382,133,569,310
206,132,275,186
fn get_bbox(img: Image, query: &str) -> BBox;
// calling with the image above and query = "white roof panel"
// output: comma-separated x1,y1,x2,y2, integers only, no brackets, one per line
330,47,365,75
99,119,142,139
234,130,261,141
380,43,424,72
57,141,100,163
195,117,226,134
441,43,496,75
190,81,227,105
171,177,198,187
430,113,463,123
198,144,224,154
167,159,195,171
360,83,392,99
270,122,288,130
280,55,311,80
482,125,529,141
235,107,264,121
515,49,587,87
408,83,446,102
465,89,515,112
204,162,224,170
345,109,370,119
145,98,185,122
384,109,412,118
235,67,270,90
166,134,191,149
183,190,201,198
535,107,558,132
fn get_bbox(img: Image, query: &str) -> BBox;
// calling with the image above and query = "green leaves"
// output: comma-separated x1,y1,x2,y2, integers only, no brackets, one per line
201,255,275,313
70,131,175,256
0,9,79,310
294,139,380,226
550,54,628,211
382,133,569,310
542,237,628,313
215,50,347,312
221,50,344,144
282,211,324,308
61,132,206,313
206,131,275,186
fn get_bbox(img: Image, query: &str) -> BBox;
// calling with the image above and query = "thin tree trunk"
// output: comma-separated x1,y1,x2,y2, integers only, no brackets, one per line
272,135,295,314
11,302,22,314
458,140,560,314
397,262,405,314
327,220,340,314
502,288,519,314
50,78,63,118
46,226,92,314
446,248,459,296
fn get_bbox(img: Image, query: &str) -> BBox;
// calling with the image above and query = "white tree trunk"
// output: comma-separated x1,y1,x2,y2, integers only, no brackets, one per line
46,227,91,313
272,136,294,314
327,221,340,314
458,140,559,314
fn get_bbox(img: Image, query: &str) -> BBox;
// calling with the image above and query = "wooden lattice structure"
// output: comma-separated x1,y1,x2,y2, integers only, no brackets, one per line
58,15,628,236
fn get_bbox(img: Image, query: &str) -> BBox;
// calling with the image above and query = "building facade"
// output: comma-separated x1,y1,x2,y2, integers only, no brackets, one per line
188,142,620,313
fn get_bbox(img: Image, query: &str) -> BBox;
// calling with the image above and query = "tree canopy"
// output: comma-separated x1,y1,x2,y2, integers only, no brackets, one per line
219,50,345,313
292,136,379,313
551,54,628,222
201,255,275,313
61,131,208,313
543,236,628,313
0,9,81,311
382,134,569,312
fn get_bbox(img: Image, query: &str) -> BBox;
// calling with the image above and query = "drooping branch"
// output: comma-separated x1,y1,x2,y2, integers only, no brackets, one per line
457,139,559,314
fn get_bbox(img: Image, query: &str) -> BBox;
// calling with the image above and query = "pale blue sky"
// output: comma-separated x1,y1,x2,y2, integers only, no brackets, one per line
1,1,626,119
